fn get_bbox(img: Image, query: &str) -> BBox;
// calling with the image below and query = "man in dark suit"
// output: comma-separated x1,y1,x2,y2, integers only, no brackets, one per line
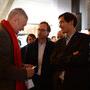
24,21,55,90
50,12,89,90
0,8,34,90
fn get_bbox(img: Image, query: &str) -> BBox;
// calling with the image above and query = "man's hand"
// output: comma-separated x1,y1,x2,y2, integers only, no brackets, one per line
25,64,35,78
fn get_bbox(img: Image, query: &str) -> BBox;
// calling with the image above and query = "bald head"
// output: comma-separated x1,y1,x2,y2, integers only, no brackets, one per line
7,8,28,34
7,8,28,20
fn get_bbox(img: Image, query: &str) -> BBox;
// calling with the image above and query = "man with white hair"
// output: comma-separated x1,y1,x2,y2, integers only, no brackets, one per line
0,8,34,90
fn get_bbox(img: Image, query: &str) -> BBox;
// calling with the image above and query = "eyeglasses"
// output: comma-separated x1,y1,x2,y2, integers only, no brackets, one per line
38,29,47,32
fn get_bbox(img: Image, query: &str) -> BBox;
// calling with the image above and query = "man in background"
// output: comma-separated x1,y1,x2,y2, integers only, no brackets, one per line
57,30,66,40
21,33,36,63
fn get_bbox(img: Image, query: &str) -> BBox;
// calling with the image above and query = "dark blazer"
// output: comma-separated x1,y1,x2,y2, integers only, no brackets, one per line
21,44,29,63
0,24,27,90
25,38,55,90
50,31,89,90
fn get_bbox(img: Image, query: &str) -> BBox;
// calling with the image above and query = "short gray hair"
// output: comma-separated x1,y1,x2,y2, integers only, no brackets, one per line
8,8,28,20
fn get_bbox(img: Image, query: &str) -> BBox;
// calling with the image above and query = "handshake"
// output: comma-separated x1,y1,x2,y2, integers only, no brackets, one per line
24,64,36,78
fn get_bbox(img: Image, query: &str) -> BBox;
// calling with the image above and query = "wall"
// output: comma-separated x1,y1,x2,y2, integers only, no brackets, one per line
80,0,88,30
0,0,89,31
9,0,71,37
0,0,14,20
3,0,89,47
87,0,90,29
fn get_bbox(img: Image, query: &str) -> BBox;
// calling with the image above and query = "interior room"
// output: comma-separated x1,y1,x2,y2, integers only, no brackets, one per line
0,0,89,47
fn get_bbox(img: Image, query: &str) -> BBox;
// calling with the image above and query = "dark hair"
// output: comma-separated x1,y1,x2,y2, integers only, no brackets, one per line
40,21,51,32
26,34,36,42
51,36,56,39
58,12,77,27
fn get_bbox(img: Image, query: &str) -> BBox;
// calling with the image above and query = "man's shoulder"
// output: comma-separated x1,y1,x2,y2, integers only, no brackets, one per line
0,23,10,37
0,24,5,33
27,41,37,50
46,39,56,47
80,32,89,40
56,38,65,44
73,32,89,41
0,24,10,39
76,32,88,37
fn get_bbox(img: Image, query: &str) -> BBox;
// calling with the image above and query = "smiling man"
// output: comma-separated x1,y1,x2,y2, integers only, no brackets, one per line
50,12,89,90
25,21,55,90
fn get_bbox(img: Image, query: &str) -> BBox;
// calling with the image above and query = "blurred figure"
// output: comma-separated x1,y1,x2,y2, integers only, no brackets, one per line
26,34,36,44
57,30,65,40
0,8,34,90
51,36,57,42
21,34,36,63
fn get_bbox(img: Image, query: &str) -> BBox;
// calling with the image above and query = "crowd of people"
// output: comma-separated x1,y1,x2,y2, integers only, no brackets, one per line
0,7,89,90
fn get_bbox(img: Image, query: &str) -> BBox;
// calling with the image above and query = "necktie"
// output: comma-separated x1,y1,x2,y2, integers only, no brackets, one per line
65,36,69,45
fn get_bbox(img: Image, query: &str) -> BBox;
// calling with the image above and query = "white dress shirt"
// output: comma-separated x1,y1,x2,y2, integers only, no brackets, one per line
38,42,46,75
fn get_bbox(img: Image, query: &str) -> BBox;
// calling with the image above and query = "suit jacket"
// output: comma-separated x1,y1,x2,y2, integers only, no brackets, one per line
25,38,55,90
21,44,29,63
50,31,89,90
0,24,27,90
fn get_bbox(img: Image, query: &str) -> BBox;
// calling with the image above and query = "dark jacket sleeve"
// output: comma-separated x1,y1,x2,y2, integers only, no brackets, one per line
0,29,27,81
